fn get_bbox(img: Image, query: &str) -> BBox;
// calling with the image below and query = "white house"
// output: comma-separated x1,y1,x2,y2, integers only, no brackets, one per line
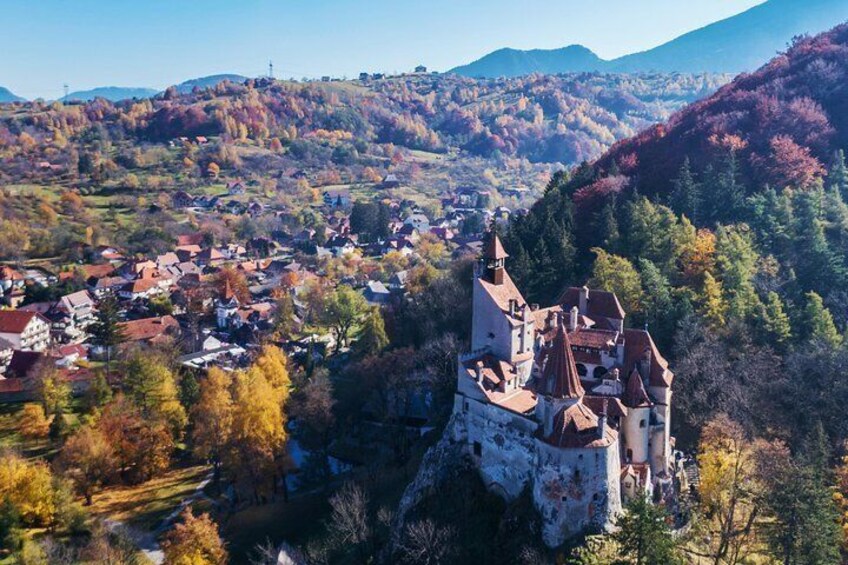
0,310,51,352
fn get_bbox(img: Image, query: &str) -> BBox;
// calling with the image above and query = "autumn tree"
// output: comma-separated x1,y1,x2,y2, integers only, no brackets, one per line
589,248,642,314
355,306,389,357
320,285,369,353
225,368,286,503
57,424,117,505
121,350,187,437
161,507,228,565
97,395,173,484
191,368,234,486
214,265,250,303
694,415,760,565
18,404,49,440
0,453,55,527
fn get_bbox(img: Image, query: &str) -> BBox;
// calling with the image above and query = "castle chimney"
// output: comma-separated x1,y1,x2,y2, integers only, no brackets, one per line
579,286,589,314
569,306,579,331
508,299,517,318
597,399,608,439
639,346,652,382
475,361,484,384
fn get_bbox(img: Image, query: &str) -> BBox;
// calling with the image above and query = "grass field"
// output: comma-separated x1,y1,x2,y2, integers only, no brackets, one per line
88,463,210,531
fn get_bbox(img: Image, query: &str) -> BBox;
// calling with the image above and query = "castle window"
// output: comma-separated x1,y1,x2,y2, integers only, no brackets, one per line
561,496,567,502
473,441,482,457
639,419,646,429
574,470,581,480
464,401,469,412
593,493,599,501
626,448,633,462
593,366,608,379
576,363,588,377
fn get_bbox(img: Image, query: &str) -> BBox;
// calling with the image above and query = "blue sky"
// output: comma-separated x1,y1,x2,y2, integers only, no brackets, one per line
3,0,764,99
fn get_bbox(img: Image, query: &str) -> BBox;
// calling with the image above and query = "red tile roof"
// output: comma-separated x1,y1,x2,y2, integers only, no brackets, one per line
482,231,508,260
623,329,673,388
0,310,47,334
539,326,584,399
118,316,179,342
544,402,617,448
623,367,652,408
559,287,625,323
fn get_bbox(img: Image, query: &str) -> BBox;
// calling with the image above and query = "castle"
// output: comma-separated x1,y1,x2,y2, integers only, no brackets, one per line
451,232,675,547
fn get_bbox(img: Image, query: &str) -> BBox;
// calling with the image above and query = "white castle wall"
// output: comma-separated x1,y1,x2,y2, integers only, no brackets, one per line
533,438,622,547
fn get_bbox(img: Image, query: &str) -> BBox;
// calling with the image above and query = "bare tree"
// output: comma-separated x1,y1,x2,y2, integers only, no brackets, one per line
328,482,371,559
398,519,455,565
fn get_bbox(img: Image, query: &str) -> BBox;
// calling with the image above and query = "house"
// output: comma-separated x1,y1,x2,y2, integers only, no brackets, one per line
87,276,126,298
0,311,51,351
381,174,401,189
364,280,391,304
323,190,351,208
118,279,162,301
195,248,226,267
227,181,246,195
172,191,195,208
176,233,204,247
414,65,428,73
53,290,97,342
118,316,180,346
0,338,13,375
389,270,408,292
0,266,25,293
5,350,44,379
404,213,430,232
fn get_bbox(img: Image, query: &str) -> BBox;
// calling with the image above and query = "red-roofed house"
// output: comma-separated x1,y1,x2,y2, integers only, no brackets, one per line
0,310,51,351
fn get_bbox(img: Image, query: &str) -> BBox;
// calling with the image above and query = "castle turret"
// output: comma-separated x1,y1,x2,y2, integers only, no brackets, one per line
482,231,508,286
538,324,585,435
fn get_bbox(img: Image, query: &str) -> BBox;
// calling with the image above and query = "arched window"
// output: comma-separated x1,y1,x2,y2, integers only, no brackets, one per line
576,363,588,377
593,366,608,380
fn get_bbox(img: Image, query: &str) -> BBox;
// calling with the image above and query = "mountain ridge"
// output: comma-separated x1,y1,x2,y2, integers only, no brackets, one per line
452,0,848,77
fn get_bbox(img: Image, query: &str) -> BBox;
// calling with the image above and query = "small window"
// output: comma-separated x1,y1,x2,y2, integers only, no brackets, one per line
464,401,469,412
473,441,482,457
593,493,599,501
639,419,646,429
561,495,567,502
576,363,588,377
626,448,633,461
574,470,581,480
593,366,608,380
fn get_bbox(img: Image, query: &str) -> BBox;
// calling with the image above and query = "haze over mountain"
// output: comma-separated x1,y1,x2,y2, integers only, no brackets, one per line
0,87,25,103
452,0,848,77
61,86,160,103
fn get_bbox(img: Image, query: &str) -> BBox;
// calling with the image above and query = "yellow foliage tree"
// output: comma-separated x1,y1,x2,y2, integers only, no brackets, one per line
19,404,50,440
161,507,228,565
191,368,234,484
696,414,761,564
0,453,55,526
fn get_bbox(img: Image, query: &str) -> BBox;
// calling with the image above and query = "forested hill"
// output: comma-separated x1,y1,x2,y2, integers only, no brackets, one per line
594,24,848,205
504,22,848,459
0,73,728,186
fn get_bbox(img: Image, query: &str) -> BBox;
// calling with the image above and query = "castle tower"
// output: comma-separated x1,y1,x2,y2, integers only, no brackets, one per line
621,367,652,464
538,324,585,435
481,230,508,285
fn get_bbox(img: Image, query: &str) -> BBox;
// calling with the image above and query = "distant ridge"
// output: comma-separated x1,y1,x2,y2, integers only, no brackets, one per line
452,0,848,77
61,86,159,102
0,87,26,103
173,74,249,93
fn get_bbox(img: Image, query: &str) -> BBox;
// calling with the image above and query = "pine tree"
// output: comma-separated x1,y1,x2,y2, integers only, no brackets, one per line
829,149,848,199
670,157,701,223
758,292,792,350
802,291,842,347
89,296,126,372
699,271,727,329
613,495,681,565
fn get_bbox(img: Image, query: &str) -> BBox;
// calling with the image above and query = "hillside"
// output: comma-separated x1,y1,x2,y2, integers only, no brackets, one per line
452,0,848,77
173,74,249,93
0,72,728,190
595,23,848,202
0,87,25,103
62,86,159,102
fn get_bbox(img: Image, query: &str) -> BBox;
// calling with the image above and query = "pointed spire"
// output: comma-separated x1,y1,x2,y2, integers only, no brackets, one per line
542,325,584,400
482,230,508,261
223,278,236,302
623,367,651,408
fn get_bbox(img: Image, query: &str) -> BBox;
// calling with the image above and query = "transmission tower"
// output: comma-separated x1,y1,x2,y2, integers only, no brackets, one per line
63,84,69,99
268,60,274,80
